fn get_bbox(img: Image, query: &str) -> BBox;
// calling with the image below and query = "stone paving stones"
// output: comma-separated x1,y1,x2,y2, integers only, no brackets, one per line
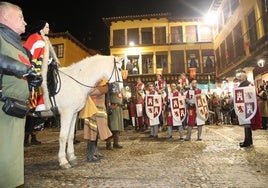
24,125,268,187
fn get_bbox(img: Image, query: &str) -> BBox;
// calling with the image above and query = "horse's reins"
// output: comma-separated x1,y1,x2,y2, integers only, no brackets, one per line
58,57,123,89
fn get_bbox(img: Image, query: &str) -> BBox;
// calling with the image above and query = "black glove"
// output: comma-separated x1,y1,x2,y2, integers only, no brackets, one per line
0,54,30,78
26,73,43,91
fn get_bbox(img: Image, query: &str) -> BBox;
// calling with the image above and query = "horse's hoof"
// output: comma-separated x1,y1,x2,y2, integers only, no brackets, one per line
69,158,78,166
60,163,72,169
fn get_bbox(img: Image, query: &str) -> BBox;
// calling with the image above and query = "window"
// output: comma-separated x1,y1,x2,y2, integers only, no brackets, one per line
171,26,183,43
203,56,215,73
155,27,166,44
52,44,64,58
226,33,234,62
220,41,226,70
127,28,139,45
215,48,220,72
186,51,199,68
156,53,168,73
223,1,231,24
126,55,139,75
198,25,213,42
217,12,223,32
261,0,268,33
141,27,153,45
185,25,197,43
170,50,184,73
247,10,258,48
142,54,153,74
231,0,239,13
113,29,125,46
202,49,215,74
233,22,244,57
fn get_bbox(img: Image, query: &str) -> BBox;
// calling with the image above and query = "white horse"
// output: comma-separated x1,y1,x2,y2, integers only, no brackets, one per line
41,54,123,169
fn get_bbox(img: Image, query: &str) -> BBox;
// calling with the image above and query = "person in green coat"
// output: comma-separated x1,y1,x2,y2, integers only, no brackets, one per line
0,2,42,187
106,83,124,150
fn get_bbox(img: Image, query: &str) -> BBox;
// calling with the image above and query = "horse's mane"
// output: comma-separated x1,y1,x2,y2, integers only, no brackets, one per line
60,54,111,72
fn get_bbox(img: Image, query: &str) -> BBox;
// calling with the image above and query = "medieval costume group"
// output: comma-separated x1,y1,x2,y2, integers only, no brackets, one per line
129,71,208,141
128,70,263,147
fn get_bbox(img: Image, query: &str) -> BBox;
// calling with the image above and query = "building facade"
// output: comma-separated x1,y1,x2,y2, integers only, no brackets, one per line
210,0,268,91
103,0,268,94
47,32,97,67
103,13,215,86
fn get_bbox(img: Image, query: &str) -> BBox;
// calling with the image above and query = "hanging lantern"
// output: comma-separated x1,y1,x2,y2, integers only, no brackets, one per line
121,70,128,80
189,67,196,79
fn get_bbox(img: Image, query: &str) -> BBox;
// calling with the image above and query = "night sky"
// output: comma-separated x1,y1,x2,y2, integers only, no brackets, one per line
8,0,213,53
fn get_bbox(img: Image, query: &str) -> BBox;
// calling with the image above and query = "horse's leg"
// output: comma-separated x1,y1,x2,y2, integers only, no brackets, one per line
58,113,73,169
66,113,78,166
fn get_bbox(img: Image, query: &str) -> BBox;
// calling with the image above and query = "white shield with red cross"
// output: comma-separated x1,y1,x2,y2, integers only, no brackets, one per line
194,93,209,121
145,94,162,120
170,95,186,122
233,86,257,121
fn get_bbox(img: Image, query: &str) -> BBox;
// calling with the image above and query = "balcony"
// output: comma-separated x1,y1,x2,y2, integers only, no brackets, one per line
124,73,216,85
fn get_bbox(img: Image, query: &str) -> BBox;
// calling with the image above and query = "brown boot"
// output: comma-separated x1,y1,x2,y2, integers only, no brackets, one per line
31,132,41,145
24,132,30,147
113,131,123,149
106,137,112,150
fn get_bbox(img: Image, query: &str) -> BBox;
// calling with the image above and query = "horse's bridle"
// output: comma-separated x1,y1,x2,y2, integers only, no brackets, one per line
106,57,123,85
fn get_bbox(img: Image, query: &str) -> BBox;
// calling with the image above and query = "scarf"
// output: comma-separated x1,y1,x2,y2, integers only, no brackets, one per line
0,23,27,54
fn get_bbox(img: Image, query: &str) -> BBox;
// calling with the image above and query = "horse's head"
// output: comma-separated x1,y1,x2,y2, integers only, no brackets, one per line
107,56,124,92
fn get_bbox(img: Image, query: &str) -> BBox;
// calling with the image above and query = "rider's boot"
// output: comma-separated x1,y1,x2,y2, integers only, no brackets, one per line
31,132,41,145
24,132,30,147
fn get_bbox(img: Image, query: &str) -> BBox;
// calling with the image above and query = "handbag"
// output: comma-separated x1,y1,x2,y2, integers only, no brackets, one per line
2,97,30,118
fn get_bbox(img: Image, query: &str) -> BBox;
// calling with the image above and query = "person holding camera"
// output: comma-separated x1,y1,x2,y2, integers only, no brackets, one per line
0,2,42,187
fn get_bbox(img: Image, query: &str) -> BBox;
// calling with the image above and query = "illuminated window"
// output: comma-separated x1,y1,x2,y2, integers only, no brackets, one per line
171,26,183,43
186,25,197,43
127,28,139,46
198,25,212,42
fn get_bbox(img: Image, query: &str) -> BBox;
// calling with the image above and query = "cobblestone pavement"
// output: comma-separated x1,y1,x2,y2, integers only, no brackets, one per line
24,125,268,188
